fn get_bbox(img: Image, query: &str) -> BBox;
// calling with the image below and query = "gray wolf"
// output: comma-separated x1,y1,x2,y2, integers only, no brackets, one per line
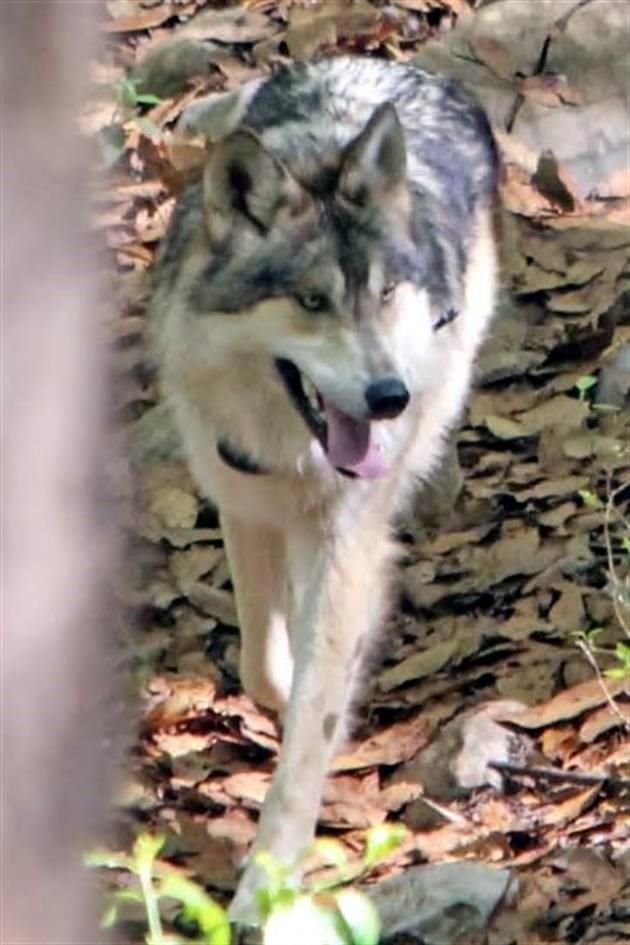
150,55,499,924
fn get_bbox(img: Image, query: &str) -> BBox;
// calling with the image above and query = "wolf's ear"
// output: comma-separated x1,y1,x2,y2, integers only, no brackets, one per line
204,130,301,239
339,103,406,204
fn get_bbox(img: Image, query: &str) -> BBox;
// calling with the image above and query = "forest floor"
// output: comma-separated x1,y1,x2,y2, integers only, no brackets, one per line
86,1,628,942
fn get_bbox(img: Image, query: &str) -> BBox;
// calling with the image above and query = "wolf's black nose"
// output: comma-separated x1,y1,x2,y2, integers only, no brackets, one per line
365,377,410,419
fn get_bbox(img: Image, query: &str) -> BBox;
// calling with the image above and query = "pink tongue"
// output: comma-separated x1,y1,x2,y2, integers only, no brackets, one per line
323,401,389,478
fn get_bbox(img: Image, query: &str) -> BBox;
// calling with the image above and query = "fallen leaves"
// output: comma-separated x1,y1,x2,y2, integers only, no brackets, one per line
88,1,630,941
501,678,629,730
102,4,180,34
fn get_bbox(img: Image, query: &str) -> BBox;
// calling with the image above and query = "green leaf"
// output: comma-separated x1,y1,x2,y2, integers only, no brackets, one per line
578,489,601,509
133,833,166,870
100,901,119,930
254,851,297,915
615,641,630,666
135,92,163,106
113,888,146,905
591,402,621,415
362,824,408,868
159,874,231,945
575,375,597,400
585,627,604,645
312,838,349,868
118,77,139,110
604,665,630,680
334,889,380,945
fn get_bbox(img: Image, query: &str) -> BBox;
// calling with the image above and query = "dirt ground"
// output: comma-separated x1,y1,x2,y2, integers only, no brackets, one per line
85,1,628,941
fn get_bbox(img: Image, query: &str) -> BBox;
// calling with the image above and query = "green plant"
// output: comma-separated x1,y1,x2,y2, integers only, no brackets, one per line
255,824,408,945
572,476,630,729
86,833,230,945
99,77,163,167
575,374,598,402
573,628,630,681
87,823,408,944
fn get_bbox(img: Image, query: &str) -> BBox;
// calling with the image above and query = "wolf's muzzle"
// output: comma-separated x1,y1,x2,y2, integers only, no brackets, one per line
364,377,409,420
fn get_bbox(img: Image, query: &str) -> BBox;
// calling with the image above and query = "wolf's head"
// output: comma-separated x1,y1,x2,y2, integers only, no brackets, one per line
188,103,463,479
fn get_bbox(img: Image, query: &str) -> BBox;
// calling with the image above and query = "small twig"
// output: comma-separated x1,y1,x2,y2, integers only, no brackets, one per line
489,761,630,791
415,795,470,826
505,0,597,133
576,639,630,733
553,0,597,35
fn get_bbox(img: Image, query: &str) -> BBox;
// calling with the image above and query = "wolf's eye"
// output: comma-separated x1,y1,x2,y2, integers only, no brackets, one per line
381,282,397,304
298,290,329,313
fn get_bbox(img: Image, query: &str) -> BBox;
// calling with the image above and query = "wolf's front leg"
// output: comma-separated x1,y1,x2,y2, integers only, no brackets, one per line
221,514,293,713
230,520,393,925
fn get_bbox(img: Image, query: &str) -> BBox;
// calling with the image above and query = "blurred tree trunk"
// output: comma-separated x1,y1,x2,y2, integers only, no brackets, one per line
1,4,122,941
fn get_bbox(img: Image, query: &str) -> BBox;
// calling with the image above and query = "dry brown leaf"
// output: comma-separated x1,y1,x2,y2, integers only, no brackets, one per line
153,727,217,758
223,770,270,806
218,693,279,752
539,502,577,529
169,816,240,890
285,16,337,60
504,397,588,438
187,582,237,625
519,74,583,108
502,678,628,729
469,34,514,81
143,673,218,729
541,725,577,759
562,432,623,461
107,0,141,18
579,703,629,743
549,581,585,633
102,4,177,32
170,750,217,788
161,527,223,548
499,597,546,641
170,546,224,595
551,847,625,907
484,415,532,440
333,702,457,772
147,486,198,530
500,165,555,218
474,526,543,584
378,639,459,693
322,772,385,828
424,525,493,555
514,476,589,502
540,785,601,827
180,7,275,44
496,662,556,707
393,0,432,10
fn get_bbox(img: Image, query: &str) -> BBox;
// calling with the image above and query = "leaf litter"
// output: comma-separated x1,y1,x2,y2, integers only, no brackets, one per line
88,0,630,941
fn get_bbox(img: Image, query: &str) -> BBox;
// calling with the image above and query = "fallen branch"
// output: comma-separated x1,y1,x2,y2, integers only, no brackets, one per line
489,761,630,792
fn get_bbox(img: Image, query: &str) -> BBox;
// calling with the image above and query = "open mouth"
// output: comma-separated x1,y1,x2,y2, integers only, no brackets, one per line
274,358,388,479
